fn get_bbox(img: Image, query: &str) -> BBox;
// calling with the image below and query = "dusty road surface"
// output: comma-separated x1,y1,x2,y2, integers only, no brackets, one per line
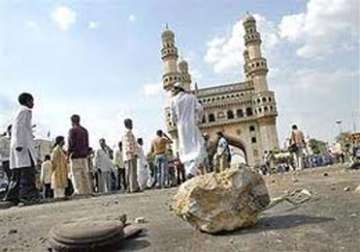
0,165,359,252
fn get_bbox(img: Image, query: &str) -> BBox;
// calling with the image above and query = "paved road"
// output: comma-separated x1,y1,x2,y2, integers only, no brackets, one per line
0,165,359,251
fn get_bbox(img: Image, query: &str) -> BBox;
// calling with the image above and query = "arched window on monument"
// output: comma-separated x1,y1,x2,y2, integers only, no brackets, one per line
236,109,244,118
246,107,253,116
227,110,234,119
209,114,215,122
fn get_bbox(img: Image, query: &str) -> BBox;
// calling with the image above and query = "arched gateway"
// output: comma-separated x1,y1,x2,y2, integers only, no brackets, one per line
160,15,280,167
224,134,248,164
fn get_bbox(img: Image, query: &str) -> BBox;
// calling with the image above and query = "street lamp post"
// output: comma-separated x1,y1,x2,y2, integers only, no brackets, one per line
336,120,342,135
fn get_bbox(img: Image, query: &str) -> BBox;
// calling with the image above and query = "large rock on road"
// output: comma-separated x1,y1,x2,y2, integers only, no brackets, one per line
173,168,270,234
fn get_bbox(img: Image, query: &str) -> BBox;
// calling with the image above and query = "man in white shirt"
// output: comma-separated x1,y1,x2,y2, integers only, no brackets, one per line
137,138,149,191
170,82,206,178
94,138,114,193
122,119,140,193
113,141,126,191
214,131,230,172
3,93,40,205
40,155,53,198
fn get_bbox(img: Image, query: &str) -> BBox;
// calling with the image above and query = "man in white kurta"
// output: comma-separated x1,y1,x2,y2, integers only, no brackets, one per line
170,83,206,178
3,93,39,204
136,138,149,191
94,139,115,193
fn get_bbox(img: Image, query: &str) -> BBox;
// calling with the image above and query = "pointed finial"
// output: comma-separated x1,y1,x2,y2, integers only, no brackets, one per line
165,23,169,29
194,82,199,94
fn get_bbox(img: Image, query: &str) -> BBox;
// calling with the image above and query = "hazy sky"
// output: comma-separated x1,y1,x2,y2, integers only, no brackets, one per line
0,0,359,150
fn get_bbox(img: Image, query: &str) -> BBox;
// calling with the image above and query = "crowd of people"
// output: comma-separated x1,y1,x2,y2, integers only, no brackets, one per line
0,83,236,206
2,85,357,206
260,125,360,175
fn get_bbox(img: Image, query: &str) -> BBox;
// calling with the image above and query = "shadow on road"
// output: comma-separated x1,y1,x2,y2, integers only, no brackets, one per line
218,214,335,236
120,239,151,251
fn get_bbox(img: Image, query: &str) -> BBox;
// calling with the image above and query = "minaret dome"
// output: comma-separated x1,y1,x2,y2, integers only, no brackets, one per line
178,59,189,73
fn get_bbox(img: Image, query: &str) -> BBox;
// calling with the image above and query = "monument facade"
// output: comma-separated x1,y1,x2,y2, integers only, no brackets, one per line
161,15,279,166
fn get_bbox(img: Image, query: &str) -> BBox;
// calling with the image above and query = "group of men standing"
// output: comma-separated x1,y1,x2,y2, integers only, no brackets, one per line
0,83,234,205
0,93,96,205
0,92,150,206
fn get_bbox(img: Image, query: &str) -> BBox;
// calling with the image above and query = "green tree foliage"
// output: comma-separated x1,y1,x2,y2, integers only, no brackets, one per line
308,138,327,154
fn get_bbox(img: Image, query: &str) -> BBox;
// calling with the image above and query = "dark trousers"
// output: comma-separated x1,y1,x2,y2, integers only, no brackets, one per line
176,163,186,185
3,156,39,204
1,161,10,195
1,161,10,182
43,183,53,199
117,168,126,190
65,179,74,197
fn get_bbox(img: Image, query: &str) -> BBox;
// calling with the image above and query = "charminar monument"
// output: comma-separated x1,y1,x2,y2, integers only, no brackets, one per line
160,14,279,166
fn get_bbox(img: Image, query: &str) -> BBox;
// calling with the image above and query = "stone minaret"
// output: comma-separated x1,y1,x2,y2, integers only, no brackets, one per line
161,25,180,91
161,25,179,151
178,59,192,91
243,15,268,92
243,49,251,81
243,14,279,155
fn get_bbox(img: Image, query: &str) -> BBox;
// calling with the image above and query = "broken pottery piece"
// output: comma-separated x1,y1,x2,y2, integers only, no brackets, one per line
173,168,270,234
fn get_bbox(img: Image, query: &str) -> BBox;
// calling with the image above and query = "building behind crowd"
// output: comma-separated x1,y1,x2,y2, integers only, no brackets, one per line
0,136,52,167
160,14,279,166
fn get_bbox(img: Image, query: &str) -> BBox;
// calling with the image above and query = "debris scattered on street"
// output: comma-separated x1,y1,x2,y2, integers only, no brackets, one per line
134,217,147,224
8,229,17,235
173,168,270,234
355,185,360,193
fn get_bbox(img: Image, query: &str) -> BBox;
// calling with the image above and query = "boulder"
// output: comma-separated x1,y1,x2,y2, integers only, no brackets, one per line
173,168,270,234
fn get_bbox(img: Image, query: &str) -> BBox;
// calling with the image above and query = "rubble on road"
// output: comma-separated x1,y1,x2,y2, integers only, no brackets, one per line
8,229,17,235
266,188,313,209
173,168,270,234
355,185,360,193
134,217,147,224
172,167,316,234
